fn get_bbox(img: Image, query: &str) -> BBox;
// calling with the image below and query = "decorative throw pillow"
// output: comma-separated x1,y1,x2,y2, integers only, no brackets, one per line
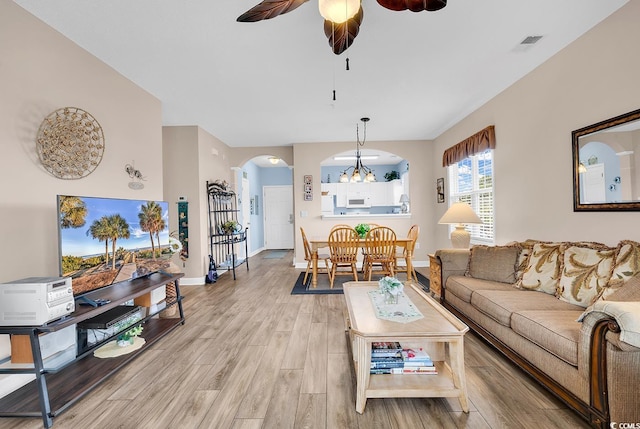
607,240,640,293
557,243,616,308
515,239,539,283
517,242,564,295
466,245,520,284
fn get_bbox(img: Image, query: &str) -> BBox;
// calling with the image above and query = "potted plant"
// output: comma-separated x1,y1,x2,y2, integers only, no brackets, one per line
354,223,370,238
384,171,400,181
220,220,240,235
117,325,143,347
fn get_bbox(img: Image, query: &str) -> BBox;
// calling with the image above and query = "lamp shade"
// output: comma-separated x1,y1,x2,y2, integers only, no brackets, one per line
399,194,410,203
438,202,482,248
318,0,360,23
438,202,482,225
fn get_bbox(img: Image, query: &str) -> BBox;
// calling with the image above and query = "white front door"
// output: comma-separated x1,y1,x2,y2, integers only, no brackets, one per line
583,163,606,203
264,185,294,249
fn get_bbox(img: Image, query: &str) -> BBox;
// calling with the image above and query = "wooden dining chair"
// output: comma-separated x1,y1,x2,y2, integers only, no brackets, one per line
328,226,360,288
359,223,380,274
301,227,332,286
330,224,352,231
363,226,397,281
394,224,419,281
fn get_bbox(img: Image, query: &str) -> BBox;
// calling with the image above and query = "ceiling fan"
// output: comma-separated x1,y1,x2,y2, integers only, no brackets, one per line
237,0,447,55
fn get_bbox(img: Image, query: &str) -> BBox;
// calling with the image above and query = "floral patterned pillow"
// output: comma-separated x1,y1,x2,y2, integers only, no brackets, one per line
606,240,640,294
515,239,539,282
557,243,616,307
517,242,564,295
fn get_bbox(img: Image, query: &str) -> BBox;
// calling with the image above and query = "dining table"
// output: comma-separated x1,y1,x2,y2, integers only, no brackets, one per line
308,236,415,288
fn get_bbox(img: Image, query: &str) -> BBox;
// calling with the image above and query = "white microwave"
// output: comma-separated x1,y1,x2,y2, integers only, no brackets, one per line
346,196,371,208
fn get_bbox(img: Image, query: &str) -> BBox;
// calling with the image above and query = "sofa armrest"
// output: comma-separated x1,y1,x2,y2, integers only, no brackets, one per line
578,311,640,425
434,249,470,289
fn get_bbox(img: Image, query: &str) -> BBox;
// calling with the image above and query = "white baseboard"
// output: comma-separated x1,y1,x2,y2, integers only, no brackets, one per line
249,247,265,257
181,276,205,285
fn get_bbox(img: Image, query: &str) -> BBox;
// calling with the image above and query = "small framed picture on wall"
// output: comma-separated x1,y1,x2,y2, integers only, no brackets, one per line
304,175,313,201
437,177,445,203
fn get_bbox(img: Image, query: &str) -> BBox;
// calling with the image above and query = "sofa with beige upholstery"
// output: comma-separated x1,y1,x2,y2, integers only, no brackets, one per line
435,241,640,428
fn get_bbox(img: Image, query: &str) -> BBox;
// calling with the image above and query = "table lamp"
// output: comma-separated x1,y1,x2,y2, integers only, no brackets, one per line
399,194,410,213
438,202,482,248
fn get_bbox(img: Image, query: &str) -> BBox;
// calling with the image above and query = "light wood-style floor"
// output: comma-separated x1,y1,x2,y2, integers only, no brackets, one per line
4,250,590,429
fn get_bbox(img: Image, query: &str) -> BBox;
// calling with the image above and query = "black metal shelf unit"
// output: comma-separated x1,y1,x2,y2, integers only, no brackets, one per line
0,272,185,429
206,181,249,280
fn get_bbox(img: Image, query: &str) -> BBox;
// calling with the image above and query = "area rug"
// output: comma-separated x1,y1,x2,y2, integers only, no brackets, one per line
263,250,288,259
290,271,430,295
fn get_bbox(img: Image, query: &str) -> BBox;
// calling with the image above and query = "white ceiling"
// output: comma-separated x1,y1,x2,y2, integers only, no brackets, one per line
15,0,627,148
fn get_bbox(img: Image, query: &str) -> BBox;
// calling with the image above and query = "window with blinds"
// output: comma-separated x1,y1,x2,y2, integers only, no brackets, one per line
447,149,494,244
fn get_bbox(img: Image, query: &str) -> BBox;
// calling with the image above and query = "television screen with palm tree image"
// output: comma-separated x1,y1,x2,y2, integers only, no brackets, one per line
57,195,172,296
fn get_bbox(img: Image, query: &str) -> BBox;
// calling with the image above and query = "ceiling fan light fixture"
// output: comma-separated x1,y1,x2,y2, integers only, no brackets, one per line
319,0,360,23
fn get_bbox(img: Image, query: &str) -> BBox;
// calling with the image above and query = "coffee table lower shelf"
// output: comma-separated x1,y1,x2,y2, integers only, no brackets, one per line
365,362,460,397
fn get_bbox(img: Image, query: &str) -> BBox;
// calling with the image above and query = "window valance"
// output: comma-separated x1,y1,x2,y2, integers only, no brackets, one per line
442,125,496,167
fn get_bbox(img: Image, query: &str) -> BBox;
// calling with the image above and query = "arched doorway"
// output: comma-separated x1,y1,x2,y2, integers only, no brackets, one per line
237,155,294,255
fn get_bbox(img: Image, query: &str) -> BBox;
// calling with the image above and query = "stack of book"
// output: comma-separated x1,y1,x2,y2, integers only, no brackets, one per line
370,342,437,375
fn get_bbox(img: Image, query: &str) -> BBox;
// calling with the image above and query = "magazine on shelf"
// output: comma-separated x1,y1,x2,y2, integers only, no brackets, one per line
370,366,438,375
371,341,402,357
401,348,433,365
391,366,438,374
370,356,405,369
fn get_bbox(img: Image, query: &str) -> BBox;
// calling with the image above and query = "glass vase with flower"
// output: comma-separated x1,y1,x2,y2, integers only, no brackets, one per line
378,276,403,304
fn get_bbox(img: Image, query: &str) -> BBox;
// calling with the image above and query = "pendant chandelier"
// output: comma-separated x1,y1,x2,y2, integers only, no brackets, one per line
340,117,376,183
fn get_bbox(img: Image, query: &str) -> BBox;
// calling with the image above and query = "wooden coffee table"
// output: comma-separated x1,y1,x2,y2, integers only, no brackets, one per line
343,281,470,414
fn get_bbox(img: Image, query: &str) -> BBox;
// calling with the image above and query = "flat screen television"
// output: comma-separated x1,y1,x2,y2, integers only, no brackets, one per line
57,195,172,296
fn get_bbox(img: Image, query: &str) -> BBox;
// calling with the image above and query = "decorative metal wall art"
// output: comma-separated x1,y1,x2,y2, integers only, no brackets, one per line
36,107,105,179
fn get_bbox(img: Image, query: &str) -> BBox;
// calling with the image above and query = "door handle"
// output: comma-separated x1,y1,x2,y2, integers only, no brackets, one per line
289,214,294,224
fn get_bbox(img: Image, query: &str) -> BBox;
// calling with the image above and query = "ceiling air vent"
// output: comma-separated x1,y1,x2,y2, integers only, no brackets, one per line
521,35,543,45
512,35,543,53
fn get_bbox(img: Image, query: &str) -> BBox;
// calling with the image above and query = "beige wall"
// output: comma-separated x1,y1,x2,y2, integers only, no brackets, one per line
432,0,640,248
0,2,164,280
0,2,163,395
163,126,235,282
292,140,436,265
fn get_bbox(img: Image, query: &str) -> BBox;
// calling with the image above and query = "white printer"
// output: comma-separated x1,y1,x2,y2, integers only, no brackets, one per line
0,277,75,326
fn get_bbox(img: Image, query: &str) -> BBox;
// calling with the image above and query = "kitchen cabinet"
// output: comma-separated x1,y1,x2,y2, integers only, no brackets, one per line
369,182,390,206
321,195,334,214
321,183,338,195
336,183,348,207
331,180,404,208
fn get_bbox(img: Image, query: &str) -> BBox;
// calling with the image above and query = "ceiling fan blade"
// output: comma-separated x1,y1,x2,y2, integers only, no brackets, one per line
237,0,310,22
376,0,446,12
323,7,364,55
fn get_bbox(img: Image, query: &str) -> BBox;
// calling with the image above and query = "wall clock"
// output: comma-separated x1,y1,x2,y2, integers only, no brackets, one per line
36,107,105,179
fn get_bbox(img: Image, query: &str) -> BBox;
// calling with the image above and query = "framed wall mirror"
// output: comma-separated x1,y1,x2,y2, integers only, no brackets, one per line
572,108,640,211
